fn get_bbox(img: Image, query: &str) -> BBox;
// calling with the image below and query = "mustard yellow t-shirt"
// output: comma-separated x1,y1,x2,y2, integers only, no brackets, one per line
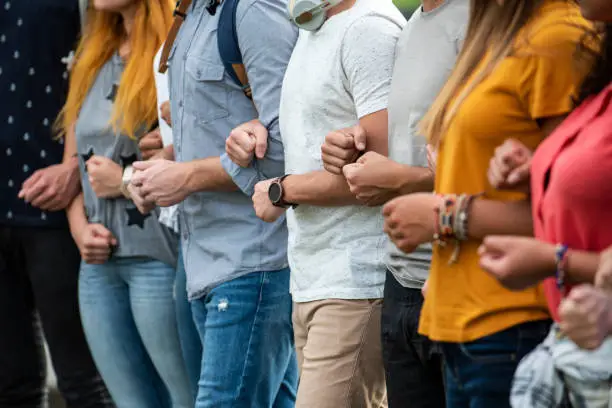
419,1,592,343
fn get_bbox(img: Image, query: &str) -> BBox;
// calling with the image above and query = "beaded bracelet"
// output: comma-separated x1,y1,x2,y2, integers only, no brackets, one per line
555,244,569,296
434,193,483,264
455,193,482,242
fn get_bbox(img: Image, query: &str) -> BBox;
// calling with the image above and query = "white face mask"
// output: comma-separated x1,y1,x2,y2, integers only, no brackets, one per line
287,0,342,31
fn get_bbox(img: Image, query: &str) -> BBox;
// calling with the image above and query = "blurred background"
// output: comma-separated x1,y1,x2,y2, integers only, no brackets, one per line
397,0,419,15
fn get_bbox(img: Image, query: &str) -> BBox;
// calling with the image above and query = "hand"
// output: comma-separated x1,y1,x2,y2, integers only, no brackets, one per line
127,171,156,215
478,236,555,290
77,223,117,264
559,285,612,350
321,125,366,175
160,101,172,127
342,152,403,207
595,246,612,292
252,179,286,222
383,193,438,253
488,139,532,192
422,279,428,298
86,156,123,198
18,160,81,211
131,160,192,207
139,128,164,160
225,120,268,167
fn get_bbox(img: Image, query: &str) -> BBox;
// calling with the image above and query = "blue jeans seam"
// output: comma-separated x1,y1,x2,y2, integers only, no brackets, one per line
233,271,266,406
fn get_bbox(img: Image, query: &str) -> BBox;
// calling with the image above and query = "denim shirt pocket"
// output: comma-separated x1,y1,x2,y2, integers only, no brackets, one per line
185,57,229,124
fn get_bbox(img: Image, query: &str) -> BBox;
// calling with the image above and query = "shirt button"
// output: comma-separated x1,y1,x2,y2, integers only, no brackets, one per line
178,100,183,108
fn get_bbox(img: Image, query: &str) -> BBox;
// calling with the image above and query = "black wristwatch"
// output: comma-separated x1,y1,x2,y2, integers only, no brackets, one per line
268,175,298,209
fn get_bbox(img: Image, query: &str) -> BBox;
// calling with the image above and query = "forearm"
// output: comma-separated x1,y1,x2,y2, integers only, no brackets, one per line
396,165,434,196
468,199,533,239
535,243,601,284
185,157,239,193
283,171,359,206
66,192,87,243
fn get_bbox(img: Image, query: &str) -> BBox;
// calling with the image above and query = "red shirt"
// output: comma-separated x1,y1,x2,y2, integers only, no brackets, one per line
531,85,612,321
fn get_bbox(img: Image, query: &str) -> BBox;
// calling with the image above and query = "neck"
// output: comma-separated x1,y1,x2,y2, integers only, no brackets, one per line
327,0,356,19
121,3,138,38
421,0,444,12
119,4,138,59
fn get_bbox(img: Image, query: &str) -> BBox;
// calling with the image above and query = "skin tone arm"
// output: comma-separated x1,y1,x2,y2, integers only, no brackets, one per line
384,115,566,253
479,235,601,292
63,124,88,241
464,115,568,238
282,110,389,206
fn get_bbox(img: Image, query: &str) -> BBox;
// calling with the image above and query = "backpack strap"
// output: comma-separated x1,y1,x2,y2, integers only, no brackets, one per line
159,0,193,74
218,0,253,99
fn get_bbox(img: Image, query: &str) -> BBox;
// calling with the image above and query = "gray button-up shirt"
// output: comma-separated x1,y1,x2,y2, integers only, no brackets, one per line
168,0,297,299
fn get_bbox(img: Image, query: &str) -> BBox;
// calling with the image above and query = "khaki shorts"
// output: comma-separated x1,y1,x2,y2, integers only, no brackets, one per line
293,298,387,408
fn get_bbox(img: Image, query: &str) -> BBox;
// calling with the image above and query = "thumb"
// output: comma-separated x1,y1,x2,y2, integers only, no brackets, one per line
132,160,155,171
353,126,367,151
342,163,360,181
253,127,268,160
507,161,530,185
87,156,102,167
90,224,114,240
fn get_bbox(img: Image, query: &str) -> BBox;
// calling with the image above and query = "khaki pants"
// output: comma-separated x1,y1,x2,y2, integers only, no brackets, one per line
293,299,387,408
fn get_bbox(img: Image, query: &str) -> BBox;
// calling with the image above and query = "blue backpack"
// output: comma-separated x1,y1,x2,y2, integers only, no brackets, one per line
217,0,253,99
159,0,253,100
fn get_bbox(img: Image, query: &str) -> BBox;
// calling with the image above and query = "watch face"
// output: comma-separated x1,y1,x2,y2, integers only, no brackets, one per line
268,182,283,203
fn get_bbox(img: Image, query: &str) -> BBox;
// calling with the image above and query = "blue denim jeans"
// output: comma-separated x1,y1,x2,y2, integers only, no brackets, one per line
174,250,202,396
441,319,551,408
191,268,298,408
79,258,193,408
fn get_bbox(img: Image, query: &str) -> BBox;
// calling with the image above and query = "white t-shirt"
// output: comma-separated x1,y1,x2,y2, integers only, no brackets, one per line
280,0,405,302
153,45,178,232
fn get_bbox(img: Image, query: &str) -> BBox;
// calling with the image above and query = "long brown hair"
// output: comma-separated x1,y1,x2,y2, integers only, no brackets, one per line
57,0,174,138
421,0,583,145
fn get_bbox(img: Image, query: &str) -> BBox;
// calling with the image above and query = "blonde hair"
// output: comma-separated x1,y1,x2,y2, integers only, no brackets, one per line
421,0,584,146
57,0,174,138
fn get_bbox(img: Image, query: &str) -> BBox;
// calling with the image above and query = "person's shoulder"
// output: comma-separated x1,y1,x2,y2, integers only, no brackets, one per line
344,2,406,42
517,1,592,54
235,0,288,23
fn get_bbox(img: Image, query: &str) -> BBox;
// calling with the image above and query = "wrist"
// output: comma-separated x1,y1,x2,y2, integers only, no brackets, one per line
539,242,559,278
395,164,434,195
183,161,198,195
120,166,134,198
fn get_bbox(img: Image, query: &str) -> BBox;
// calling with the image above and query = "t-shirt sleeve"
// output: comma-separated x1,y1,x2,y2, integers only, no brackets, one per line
341,15,403,119
516,18,591,120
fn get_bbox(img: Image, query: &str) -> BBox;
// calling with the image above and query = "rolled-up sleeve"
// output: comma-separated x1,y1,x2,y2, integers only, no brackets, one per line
219,0,298,196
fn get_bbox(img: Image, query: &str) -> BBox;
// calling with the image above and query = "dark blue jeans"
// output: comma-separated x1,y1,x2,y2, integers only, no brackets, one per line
191,269,298,408
441,320,551,408
381,271,445,408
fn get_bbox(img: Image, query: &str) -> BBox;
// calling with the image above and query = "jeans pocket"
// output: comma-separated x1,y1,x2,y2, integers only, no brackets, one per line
458,328,521,364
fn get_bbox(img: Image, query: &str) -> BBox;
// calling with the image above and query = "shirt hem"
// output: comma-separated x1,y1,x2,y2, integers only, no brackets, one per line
418,310,551,343
291,287,384,303
188,262,290,301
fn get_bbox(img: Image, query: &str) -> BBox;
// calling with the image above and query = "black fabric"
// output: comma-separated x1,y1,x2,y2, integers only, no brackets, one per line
0,0,80,228
381,270,446,408
0,226,113,407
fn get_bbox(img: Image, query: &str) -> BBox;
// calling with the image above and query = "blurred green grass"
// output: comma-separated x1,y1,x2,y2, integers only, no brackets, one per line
393,0,420,14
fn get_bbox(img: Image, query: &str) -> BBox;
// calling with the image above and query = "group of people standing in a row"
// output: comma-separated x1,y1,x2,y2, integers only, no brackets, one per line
3,0,612,407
